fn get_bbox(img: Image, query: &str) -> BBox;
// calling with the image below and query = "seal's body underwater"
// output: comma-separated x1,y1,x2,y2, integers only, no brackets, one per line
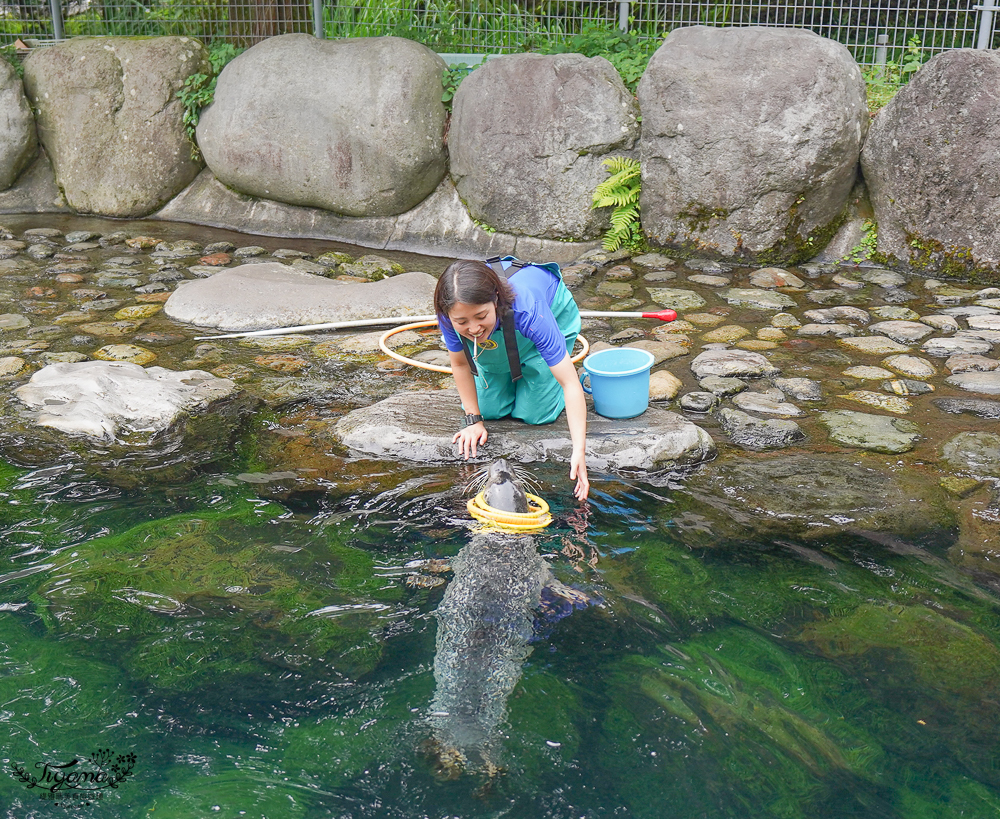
426,459,586,777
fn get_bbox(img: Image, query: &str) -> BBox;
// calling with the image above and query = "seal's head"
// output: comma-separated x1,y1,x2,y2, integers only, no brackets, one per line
481,458,529,514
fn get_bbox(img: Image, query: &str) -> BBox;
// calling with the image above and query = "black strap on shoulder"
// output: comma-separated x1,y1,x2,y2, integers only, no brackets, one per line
459,257,527,382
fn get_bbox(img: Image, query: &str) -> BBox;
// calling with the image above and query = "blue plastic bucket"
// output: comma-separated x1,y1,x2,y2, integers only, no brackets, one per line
579,347,655,419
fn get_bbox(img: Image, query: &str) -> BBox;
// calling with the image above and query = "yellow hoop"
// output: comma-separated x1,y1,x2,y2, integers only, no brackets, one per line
467,492,553,531
378,320,589,374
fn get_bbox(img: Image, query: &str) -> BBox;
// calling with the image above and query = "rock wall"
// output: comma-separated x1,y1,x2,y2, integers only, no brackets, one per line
0,32,996,280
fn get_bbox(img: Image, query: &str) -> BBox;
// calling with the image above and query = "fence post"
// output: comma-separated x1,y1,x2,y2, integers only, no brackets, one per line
874,33,888,77
313,0,324,38
49,0,63,41
976,2,998,49
618,1,629,32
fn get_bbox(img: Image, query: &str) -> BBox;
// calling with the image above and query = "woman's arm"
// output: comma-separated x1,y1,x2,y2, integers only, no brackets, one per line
448,350,488,459
549,354,590,501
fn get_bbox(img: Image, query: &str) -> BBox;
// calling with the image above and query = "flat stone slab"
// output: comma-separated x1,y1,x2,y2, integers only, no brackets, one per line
14,360,239,442
819,409,921,453
690,349,780,379
164,263,437,331
722,288,798,309
332,388,716,473
946,371,1000,395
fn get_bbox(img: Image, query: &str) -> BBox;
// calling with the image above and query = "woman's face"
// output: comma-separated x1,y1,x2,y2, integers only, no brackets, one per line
448,301,498,343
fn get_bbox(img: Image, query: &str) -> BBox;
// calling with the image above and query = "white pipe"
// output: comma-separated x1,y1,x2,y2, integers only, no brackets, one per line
193,310,671,341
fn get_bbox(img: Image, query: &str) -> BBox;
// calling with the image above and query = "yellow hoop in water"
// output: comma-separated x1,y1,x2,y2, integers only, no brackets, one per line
378,320,589,374
467,491,553,531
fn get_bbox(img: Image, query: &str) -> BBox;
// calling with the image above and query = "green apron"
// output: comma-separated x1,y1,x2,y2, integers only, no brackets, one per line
470,265,581,426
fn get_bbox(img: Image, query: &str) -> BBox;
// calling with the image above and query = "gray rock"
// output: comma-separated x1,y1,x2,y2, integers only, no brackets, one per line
868,320,934,344
698,375,747,396
831,272,864,290
856,268,907,287
0,59,37,190
23,37,209,217
683,454,952,539
153,169,595,264
940,431,1000,478
946,354,1000,373
332,388,715,472
165,263,436,332
797,322,856,337
198,35,447,218
921,314,959,333
639,26,866,263
881,354,937,379
774,376,822,401
819,410,921,453
0,313,30,331
839,336,912,356
862,49,1000,277
450,53,639,240
678,391,720,412
922,336,993,357
968,314,1000,331
945,371,1000,395
731,390,803,417
748,267,806,288
882,378,934,396
717,407,805,450
631,252,674,268
646,288,706,310
933,397,1000,419
807,289,853,305
687,274,730,287
803,306,870,325
722,288,797,309
690,348,780,379
14,361,239,442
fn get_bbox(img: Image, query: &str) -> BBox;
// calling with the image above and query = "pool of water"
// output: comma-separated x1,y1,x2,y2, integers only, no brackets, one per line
0,214,998,818
2,448,999,819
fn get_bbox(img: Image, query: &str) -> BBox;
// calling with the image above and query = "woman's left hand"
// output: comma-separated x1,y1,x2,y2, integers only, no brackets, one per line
570,450,589,501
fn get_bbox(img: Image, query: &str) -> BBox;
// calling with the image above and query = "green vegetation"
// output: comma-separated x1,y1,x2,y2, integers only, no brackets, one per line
592,156,643,252
441,61,472,109
841,217,878,264
177,41,242,160
864,36,927,115
538,24,659,93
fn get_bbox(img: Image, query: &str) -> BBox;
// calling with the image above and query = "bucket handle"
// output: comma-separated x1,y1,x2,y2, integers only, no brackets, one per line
579,370,592,395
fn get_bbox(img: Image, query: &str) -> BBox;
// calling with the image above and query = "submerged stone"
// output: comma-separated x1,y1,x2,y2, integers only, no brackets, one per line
933,397,1000,419
819,410,921,453
940,432,1000,478
946,371,1000,395
717,408,804,450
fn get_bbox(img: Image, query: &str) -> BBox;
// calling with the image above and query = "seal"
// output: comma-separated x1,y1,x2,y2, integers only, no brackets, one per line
480,457,529,514
423,459,592,779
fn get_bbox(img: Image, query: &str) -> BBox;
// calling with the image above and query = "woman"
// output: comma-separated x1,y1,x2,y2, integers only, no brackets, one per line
435,257,589,500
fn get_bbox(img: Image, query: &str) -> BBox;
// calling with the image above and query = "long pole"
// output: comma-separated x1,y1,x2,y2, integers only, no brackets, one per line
49,0,63,41
193,309,676,341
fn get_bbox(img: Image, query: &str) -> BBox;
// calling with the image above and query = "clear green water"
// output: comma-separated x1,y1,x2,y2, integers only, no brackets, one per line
2,453,1000,819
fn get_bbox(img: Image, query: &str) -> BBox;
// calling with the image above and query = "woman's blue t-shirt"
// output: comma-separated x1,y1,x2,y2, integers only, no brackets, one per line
438,264,568,367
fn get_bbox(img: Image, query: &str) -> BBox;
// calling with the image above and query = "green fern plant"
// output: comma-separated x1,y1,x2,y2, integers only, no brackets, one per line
592,156,643,252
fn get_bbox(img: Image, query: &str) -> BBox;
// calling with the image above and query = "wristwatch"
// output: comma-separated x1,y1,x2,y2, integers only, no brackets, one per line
464,413,484,427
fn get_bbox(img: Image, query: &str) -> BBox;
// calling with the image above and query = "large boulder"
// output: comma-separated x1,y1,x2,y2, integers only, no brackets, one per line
333,388,716,474
861,49,1000,281
638,26,866,264
164,263,437,331
0,59,37,190
449,53,640,240
197,35,448,218
22,36,208,217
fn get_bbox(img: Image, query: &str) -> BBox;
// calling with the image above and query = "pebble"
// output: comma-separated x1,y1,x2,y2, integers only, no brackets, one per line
732,390,803,417
868,320,934,344
688,274,730,287
922,336,993,357
199,252,233,266
774,377,822,401
0,355,25,376
839,390,913,414
54,273,86,283
702,325,750,344
0,313,30,331
839,336,912,355
254,354,308,373
831,273,864,290
114,304,162,320
946,371,1000,395
699,376,747,396
93,344,157,365
798,323,855,338
632,252,674,268
857,269,908,288
803,306,869,325
882,354,936,379
685,312,726,327
871,306,920,320
604,264,635,281
921,314,959,333
647,288,706,311
649,370,682,400
749,267,806,288
946,354,1000,373
679,391,720,412
596,281,633,298
771,312,802,329
723,288,797,309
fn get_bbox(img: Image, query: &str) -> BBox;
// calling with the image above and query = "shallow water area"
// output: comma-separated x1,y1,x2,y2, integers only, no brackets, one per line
1,216,999,818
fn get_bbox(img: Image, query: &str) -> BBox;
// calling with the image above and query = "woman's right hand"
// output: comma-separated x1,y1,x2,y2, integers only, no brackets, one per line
453,422,488,459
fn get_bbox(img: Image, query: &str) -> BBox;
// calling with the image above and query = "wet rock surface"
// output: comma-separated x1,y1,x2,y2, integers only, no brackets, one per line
0,216,997,573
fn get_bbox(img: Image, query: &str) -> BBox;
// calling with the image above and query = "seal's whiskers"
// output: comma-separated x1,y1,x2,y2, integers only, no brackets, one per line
510,464,541,496
464,465,491,496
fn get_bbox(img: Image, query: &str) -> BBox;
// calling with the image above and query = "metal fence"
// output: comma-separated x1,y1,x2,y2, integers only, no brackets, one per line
2,0,998,66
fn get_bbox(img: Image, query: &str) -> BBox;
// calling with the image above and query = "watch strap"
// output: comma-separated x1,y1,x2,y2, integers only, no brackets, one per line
464,413,484,427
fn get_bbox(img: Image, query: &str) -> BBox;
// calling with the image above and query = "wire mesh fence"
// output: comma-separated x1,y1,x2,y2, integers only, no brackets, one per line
1,0,997,64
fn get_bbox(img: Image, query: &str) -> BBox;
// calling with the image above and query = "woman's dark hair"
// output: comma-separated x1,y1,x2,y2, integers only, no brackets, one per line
434,259,515,317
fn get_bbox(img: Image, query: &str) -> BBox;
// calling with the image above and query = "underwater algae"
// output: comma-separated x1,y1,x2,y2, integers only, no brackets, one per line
31,500,402,692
